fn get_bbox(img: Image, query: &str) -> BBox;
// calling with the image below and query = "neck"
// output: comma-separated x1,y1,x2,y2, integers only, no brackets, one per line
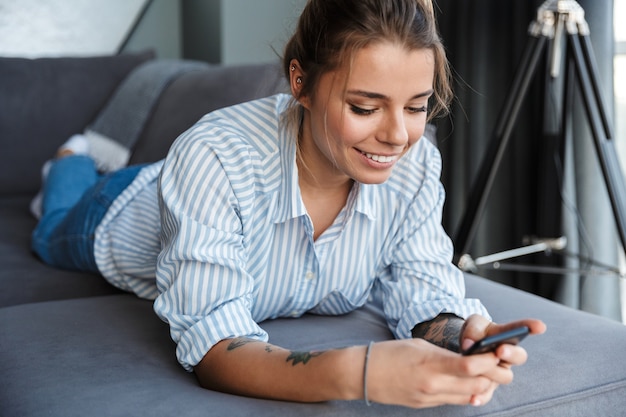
296,156,354,241
297,156,353,196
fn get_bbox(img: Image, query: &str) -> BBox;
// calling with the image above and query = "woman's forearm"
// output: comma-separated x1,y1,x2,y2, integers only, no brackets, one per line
194,338,367,402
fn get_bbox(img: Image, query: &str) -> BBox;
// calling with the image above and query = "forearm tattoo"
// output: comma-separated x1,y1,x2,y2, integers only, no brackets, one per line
227,338,259,351
285,351,323,366
226,337,322,365
411,313,465,353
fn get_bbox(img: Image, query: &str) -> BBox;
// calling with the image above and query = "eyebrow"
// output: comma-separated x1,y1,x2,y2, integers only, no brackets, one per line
346,89,434,100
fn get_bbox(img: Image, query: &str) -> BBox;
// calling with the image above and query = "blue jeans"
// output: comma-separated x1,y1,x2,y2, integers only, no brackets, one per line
31,155,145,272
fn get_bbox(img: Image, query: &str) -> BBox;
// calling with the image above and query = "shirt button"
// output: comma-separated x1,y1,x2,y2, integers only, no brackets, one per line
305,271,315,280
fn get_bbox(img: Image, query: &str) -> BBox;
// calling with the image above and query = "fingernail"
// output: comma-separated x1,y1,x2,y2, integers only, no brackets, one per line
500,346,511,359
471,397,482,407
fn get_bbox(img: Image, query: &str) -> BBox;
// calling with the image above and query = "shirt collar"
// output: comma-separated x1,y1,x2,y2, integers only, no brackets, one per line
352,182,377,221
273,128,307,223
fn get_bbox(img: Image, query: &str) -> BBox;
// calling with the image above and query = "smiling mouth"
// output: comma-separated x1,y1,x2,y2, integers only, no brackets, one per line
359,150,397,163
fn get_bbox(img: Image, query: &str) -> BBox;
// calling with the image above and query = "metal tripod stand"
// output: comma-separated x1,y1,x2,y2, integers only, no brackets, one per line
454,0,626,273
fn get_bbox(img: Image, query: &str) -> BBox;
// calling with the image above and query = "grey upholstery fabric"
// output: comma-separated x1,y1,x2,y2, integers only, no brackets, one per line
129,63,287,164
0,51,155,195
89,59,210,151
2,277,626,417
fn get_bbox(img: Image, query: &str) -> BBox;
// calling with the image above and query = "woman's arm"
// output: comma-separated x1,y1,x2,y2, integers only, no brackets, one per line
195,338,365,402
194,336,513,408
411,313,465,352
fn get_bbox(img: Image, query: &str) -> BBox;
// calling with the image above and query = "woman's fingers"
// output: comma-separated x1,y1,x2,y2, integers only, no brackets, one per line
495,343,528,367
364,315,546,409
366,339,505,408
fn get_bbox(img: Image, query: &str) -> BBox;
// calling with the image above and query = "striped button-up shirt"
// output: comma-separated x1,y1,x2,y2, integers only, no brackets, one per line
94,94,488,371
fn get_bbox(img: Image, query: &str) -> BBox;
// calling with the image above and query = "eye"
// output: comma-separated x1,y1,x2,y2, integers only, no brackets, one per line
349,104,376,116
406,106,428,114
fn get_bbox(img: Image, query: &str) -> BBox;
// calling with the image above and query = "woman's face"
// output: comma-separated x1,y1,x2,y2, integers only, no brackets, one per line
297,41,435,185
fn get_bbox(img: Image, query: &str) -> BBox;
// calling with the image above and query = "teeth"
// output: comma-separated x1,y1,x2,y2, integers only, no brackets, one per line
364,152,395,163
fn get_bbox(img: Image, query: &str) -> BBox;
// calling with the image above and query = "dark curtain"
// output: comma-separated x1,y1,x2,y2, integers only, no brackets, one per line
434,0,621,320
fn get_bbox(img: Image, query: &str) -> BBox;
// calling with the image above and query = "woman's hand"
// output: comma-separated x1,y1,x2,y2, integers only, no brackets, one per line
461,315,546,362
459,315,547,405
365,338,504,408
367,316,546,408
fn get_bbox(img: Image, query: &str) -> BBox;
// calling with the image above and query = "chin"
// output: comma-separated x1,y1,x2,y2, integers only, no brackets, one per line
353,171,393,185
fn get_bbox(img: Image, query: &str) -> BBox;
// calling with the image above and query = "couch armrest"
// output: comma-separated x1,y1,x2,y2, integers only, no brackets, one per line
0,51,155,196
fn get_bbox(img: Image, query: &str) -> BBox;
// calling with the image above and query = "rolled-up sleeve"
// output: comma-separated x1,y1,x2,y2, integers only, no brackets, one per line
153,126,267,371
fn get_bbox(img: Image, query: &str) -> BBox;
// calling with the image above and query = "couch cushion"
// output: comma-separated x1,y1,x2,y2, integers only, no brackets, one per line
465,275,626,416
1,276,625,416
0,51,155,195
129,62,287,164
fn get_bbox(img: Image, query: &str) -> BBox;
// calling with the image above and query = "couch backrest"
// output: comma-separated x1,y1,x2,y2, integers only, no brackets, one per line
0,51,154,196
129,62,287,165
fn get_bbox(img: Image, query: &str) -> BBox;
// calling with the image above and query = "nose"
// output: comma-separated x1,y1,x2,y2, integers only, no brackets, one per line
378,110,409,146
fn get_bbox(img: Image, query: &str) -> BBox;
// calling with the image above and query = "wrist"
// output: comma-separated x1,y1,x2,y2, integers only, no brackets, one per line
326,345,369,401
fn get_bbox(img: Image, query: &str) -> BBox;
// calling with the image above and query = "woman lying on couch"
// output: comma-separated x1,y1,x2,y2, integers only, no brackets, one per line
30,0,545,409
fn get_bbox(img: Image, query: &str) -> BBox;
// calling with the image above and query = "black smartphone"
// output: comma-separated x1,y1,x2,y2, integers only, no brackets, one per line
461,326,530,356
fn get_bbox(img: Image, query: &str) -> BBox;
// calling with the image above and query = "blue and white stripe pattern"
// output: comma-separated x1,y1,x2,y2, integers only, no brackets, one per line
94,161,163,299
95,94,489,372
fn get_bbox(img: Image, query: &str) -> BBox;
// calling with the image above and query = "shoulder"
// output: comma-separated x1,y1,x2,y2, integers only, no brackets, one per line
206,93,292,123
168,94,292,162
160,94,294,198
198,93,291,143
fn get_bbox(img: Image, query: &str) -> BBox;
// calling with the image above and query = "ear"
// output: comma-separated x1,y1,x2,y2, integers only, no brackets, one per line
288,59,309,108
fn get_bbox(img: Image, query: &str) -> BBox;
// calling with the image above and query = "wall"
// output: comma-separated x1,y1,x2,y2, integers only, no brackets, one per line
0,0,152,57
121,0,182,59
181,0,307,65
181,0,221,63
0,0,304,64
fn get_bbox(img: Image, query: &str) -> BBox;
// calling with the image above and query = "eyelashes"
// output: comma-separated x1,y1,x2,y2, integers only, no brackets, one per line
350,105,376,115
407,106,428,114
349,104,428,116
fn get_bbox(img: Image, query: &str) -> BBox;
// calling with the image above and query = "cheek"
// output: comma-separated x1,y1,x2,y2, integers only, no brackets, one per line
332,115,374,147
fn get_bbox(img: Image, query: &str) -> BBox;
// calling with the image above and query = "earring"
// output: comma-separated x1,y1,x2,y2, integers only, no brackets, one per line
296,77,302,84
291,64,296,72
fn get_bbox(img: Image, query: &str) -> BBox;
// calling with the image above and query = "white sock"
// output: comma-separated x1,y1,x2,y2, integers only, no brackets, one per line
84,129,131,173
59,134,90,156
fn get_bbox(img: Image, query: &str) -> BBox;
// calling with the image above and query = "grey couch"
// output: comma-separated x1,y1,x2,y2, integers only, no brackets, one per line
2,51,626,417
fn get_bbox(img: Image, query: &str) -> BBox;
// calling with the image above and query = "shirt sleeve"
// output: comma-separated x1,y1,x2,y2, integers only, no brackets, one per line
153,126,267,372
377,142,490,339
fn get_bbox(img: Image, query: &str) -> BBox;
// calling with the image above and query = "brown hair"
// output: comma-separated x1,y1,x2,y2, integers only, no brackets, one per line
283,0,452,121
